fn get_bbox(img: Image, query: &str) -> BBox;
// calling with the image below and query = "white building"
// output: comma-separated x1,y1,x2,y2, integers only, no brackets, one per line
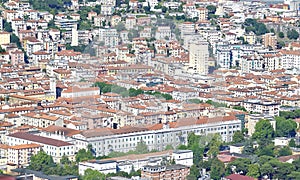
155,26,171,40
79,160,117,175
99,28,119,47
72,115,241,156
171,150,193,167
243,99,280,117
61,86,100,98
188,38,209,75
6,132,75,163
0,17,3,30
100,5,115,15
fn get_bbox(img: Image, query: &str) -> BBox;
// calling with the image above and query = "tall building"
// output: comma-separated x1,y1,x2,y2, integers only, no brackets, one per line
71,27,78,46
262,33,277,49
188,38,209,75
0,17,3,31
0,31,10,45
99,28,119,47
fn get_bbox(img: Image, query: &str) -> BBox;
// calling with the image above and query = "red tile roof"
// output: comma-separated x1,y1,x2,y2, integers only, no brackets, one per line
8,132,73,147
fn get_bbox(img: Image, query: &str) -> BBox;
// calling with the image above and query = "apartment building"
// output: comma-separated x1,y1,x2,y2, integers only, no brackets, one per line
0,31,10,45
99,28,119,47
7,143,42,167
188,38,209,75
243,99,280,116
262,33,277,49
0,17,3,31
141,164,190,180
7,132,75,163
155,26,171,40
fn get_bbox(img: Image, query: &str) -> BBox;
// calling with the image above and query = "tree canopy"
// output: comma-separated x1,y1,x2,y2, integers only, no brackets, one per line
252,119,274,146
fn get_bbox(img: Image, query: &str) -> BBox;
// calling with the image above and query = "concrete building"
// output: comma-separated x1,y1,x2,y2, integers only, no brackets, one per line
72,116,241,156
243,99,280,117
99,28,119,47
79,160,117,175
0,17,3,31
6,132,75,163
188,38,209,75
0,31,10,45
171,150,193,167
155,26,171,40
71,28,79,46
141,164,190,180
262,33,277,49
246,114,276,136
8,143,42,167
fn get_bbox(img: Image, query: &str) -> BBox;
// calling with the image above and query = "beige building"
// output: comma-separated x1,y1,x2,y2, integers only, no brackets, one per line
246,114,276,136
244,31,256,45
8,143,42,167
196,8,208,21
0,31,10,45
262,33,277,49
141,164,190,180
188,38,209,75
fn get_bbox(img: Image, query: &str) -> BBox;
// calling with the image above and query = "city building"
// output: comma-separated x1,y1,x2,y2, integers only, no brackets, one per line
7,143,42,167
79,160,117,175
99,28,119,47
0,31,10,45
262,33,277,49
188,38,209,75
246,114,276,136
141,164,190,180
6,132,75,163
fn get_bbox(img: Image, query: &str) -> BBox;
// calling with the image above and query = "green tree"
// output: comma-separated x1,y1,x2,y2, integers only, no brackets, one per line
135,140,148,154
4,20,12,32
28,150,56,172
232,131,244,143
242,139,255,155
75,148,94,162
83,168,105,180
206,5,217,14
208,134,222,157
210,158,225,180
278,31,284,38
278,146,292,156
287,29,299,40
246,164,260,178
288,171,300,179
227,158,251,175
0,46,5,53
277,41,285,49
165,144,174,150
292,157,300,170
115,22,126,32
252,119,275,146
289,139,296,147
260,163,274,179
11,33,22,48
187,165,200,179
275,116,297,137
257,143,275,157
60,154,71,165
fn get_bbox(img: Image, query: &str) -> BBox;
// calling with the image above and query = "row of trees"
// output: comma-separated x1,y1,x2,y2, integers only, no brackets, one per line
94,82,173,100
